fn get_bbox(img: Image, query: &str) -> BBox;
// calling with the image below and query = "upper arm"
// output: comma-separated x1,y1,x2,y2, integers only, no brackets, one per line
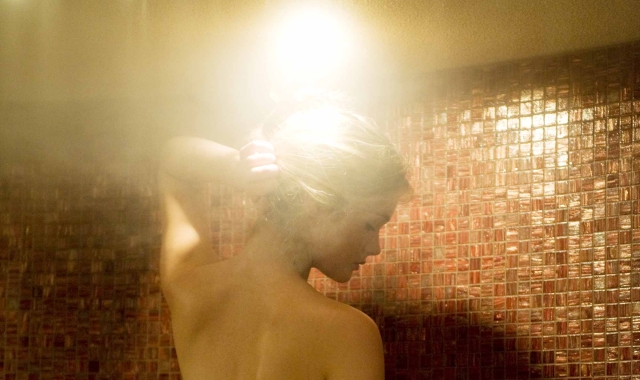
157,137,277,300
158,171,214,296
157,137,242,297
325,308,385,380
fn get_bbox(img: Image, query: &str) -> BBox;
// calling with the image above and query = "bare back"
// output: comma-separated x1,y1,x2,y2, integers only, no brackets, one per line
167,259,341,379
158,161,385,380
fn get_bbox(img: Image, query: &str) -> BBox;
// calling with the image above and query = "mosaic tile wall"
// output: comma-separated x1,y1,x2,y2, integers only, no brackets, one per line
0,161,180,380
327,41,639,379
1,41,639,380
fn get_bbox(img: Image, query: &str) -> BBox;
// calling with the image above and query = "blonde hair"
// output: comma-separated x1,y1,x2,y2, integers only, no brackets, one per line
255,93,410,232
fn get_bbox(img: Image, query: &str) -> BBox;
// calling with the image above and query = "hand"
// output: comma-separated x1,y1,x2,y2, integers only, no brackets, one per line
234,140,279,204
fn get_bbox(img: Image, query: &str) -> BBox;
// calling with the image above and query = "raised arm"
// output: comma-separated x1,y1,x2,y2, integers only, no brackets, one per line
158,137,277,294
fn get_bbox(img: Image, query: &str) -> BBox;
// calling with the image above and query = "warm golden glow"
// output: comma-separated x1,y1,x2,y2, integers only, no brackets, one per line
267,4,352,88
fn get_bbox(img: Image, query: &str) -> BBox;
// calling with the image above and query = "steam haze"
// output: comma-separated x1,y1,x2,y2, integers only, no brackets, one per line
2,0,640,163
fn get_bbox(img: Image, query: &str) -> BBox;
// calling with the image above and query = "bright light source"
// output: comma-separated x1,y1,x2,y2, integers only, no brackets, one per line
267,4,352,88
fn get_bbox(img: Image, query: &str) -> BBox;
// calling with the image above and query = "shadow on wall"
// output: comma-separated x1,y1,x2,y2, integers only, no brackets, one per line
378,306,540,379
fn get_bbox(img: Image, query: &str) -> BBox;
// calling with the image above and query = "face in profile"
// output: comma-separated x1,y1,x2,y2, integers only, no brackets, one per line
308,194,399,283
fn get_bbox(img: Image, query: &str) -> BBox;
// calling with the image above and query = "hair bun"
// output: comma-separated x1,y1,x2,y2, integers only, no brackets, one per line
261,88,353,139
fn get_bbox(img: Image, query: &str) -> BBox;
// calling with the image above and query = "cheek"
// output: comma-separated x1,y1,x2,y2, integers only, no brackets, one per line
317,218,372,260
321,231,362,262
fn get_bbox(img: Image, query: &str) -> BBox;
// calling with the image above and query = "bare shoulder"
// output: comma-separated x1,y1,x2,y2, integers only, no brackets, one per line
313,297,385,380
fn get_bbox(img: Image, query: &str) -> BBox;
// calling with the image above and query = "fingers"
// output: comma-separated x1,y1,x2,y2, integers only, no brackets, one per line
239,140,275,160
249,163,278,176
240,153,278,183
238,140,277,173
245,152,276,168
236,140,279,197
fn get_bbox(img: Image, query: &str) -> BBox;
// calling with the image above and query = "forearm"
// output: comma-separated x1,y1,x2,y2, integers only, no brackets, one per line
160,136,240,185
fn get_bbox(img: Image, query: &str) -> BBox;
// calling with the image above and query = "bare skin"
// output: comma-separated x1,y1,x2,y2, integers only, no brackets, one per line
159,137,397,380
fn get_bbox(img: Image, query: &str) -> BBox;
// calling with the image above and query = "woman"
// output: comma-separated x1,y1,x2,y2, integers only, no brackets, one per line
158,96,410,379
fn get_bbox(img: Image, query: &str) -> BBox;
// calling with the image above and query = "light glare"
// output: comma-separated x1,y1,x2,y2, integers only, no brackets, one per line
268,5,352,87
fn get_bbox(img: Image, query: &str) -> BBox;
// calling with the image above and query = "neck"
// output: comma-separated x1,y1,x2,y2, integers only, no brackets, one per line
242,222,313,282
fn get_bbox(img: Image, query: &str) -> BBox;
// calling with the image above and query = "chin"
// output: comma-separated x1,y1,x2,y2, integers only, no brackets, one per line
325,270,353,284
315,262,355,283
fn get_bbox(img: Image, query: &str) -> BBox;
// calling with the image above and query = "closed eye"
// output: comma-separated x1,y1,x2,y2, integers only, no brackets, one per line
365,223,376,231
